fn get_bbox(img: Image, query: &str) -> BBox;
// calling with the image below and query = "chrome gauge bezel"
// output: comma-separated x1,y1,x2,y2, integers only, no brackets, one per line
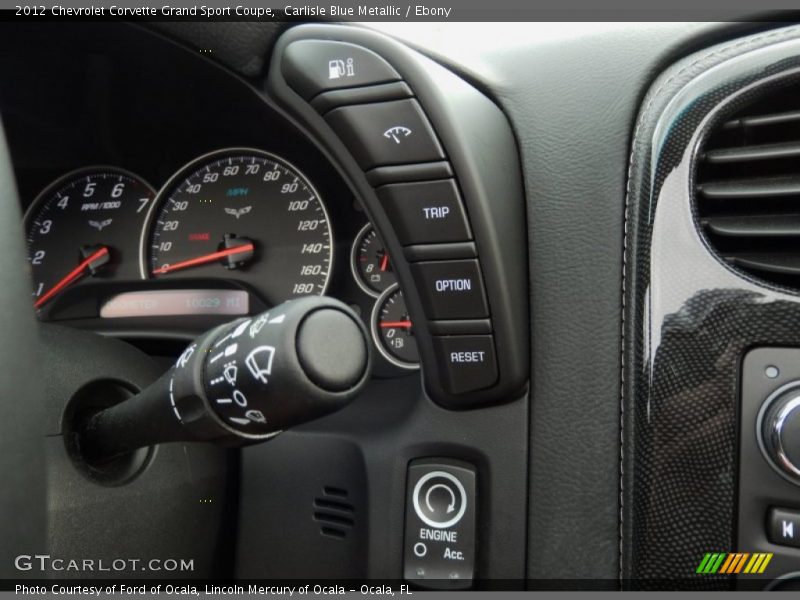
24,165,156,229
370,282,420,371
350,222,390,298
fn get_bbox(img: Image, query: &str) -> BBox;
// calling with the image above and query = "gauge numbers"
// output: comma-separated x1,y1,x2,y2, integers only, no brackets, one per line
25,167,155,310
142,148,333,306
351,223,396,297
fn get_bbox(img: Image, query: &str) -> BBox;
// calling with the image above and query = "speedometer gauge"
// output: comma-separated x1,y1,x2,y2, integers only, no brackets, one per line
141,148,333,306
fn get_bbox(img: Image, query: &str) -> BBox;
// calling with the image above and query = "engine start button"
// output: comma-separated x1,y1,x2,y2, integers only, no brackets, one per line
412,470,467,529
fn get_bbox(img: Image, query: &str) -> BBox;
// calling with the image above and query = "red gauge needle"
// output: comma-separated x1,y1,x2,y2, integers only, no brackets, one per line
380,320,412,328
379,254,389,272
34,246,110,310
153,243,255,275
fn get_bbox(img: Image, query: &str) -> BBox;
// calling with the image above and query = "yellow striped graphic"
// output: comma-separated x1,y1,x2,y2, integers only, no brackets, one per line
744,554,761,574
757,553,773,574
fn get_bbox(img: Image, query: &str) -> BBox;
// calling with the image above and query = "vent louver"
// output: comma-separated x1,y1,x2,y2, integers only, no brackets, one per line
312,486,354,539
696,84,800,289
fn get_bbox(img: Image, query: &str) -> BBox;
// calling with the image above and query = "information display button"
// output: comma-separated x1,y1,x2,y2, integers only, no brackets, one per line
410,259,488,320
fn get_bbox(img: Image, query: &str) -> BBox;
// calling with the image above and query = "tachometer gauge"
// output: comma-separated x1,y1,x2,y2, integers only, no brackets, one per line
24,167,156,310
141,148,333,306
371,283,419,370
351,223,396,297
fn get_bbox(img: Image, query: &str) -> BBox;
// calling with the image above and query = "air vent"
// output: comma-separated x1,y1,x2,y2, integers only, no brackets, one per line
695,83,800,289
312,486,354,539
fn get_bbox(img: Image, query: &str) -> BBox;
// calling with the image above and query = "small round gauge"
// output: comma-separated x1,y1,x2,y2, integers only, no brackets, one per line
351,223,396,297
24,167,156,310
371,283,419,370
141,148,333,306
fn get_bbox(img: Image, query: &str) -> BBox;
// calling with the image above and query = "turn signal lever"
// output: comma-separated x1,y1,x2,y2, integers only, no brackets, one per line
81,296,371,460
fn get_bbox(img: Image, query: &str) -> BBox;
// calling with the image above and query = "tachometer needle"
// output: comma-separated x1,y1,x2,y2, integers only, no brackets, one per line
379,253,389,272
153,243,255,275
380,320,412,328
34,245,110,310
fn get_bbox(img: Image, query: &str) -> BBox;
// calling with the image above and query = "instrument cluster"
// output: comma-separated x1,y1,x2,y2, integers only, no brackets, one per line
22,153,419,372
26,149,332,316
1,23,420,372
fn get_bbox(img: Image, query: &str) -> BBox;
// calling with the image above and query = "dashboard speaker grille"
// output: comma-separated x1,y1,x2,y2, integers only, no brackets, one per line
696,83,800,289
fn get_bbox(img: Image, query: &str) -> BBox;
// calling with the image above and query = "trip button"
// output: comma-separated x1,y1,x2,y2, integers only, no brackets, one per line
325,99,445,169
410,259,488,320
376,179,472,245
282,40,401,99
768,507,800,549
433,335,498,394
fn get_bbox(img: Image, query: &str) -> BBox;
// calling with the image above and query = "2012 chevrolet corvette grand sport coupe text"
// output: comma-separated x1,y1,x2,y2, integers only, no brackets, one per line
2,7,800,595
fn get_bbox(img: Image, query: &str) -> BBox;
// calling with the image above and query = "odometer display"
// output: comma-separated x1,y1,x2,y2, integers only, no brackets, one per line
142,149,333,305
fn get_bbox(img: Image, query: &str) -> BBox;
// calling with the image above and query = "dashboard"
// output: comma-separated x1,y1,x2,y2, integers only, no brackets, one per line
7,16,800,592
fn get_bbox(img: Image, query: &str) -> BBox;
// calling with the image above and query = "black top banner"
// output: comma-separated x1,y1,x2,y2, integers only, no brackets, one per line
0,0,798,22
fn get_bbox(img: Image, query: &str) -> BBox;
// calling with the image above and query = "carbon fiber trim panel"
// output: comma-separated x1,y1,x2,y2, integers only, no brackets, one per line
623,25,800,588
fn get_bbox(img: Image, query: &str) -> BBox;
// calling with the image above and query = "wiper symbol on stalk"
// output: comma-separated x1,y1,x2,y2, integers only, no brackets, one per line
383,126,412,144
224,206,252,219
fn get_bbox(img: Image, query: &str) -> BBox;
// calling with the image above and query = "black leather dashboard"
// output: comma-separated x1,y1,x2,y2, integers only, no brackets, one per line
2,17,792,587
139,20,783,583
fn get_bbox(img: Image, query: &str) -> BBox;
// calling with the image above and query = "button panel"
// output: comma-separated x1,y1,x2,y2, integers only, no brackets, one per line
275,31,531,406
282,40,401,99
325,99,446,169
376,179,472,245
410,260,488,320
432,335,498,394
404,459,476,589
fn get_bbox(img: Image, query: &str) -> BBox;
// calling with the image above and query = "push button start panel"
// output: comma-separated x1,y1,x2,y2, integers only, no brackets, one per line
404,459,476,589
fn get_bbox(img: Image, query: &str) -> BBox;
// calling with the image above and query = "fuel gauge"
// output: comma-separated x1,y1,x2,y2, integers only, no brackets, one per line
371,283,419,370
351,223,396,297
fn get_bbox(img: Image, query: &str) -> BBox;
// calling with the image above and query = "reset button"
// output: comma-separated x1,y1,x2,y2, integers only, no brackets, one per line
432,335,498,394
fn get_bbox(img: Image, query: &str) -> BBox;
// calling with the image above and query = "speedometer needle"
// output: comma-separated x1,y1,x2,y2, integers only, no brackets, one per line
34,245,110,310
153,243,255,275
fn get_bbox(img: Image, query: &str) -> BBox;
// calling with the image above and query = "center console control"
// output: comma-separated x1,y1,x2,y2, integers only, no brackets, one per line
738,348,800,587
